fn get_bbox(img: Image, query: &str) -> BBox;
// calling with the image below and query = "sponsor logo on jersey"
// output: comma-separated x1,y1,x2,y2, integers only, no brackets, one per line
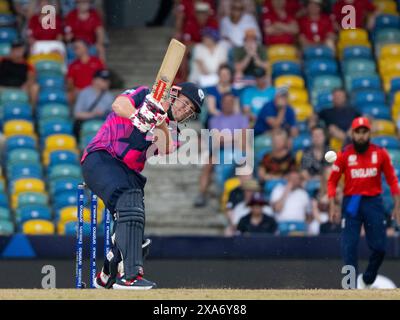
348,155,357,166
350,167,378,179
372,151,378,164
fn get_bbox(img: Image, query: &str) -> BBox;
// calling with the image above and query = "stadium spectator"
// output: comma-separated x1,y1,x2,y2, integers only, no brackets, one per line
309,167,342,235
194,93,249,207
73,69,113,138
253,86,298,137
218,0,255,18
67,38,105,101
27,0,63,44
241,67,275,123
233,28,268,80
59,0,105,18
298,0,335,52
332,0,378,31
0,39,38,103
179,1,218,45
258,129,297,183
262,0,299,46
204,64,239,127
300,126,330,181
188,27,227,87
220,0,261,47
262,0,305,18
270,170,311,231
315,88,360,149
236,192,277,235
65,0,106,62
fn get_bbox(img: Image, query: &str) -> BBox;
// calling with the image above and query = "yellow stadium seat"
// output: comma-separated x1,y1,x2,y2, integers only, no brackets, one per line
44,134,77,152
220,177,241,211
13,178,45,195
28,53,64,65
330,137,343,152
59,206,102,224
392,104,400,121
296,150,303,166
0,0,12,14
275,75,305,89
339,29,369,44
380,44,400,59
288,89,309,104
267,45,298,63
373,120,396,136
292,103,313,122
373,0,398,14
23,220,55,235
3,120,34,137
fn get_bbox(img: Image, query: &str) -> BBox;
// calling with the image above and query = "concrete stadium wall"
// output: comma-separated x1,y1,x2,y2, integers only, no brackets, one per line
1,259,400,289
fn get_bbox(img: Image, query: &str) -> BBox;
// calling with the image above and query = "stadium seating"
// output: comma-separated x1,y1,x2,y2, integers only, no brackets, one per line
22,220,55,235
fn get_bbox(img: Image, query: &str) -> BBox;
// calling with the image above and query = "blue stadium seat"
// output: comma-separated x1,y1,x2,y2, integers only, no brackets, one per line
0,27,17,43
343,59,376,75
342,46,372,60
305,59,338,77
64,221,91,236
38,89,67,106
35,61,63,76
303,46,334,60
50,178,80,196
0,14,16,27
359,104,391,120
5,135,36,152
9,164,43,181
53,190,78,210
278,221,306,236
272,61,301,79
305,179,321,197
48,164,82,181
264,179,286,199
390,78,400,95
297,121,310,134
0,220,13,235
40,119,73,138
371,136,400,149
352,90,386,107
375,14,400,30
315,92,333,112
0,193,9,208
7,148,40,165
311,75,342,92
351,75,382,91
3,103,32,122
375,28,400,45
38,103,70,120
292,134,312,153
0,207,10,221
37,75,65,90
387,149,400,166
48,150,79,168
17,205,52,225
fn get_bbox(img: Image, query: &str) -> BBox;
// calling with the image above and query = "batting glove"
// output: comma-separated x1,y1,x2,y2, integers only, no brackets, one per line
130,95,167,132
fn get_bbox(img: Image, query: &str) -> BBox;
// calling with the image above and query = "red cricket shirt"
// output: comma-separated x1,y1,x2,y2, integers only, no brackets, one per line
67,56,104,89
263,9,297,45
28,14,64,41
65,9,103,44
332,0,376,29
182,17,218,43
298,14,334,43
328,144,400,198
262,0,302,17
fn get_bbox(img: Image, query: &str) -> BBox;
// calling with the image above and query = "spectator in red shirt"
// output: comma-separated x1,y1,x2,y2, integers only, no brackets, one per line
262,0,305,19
67,39,104,102
65,0,105,62
298,0,335,52
27,0,64,45
332,0,378,31
263,0,299,45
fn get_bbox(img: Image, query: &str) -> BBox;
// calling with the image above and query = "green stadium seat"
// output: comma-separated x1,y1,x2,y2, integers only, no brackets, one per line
0,207,10,221
0,220,13,235
1,89,29,104
48,164,82,181
17,192,49,208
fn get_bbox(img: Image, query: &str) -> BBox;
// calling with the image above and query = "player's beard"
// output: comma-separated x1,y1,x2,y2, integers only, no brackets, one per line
352,138,370,154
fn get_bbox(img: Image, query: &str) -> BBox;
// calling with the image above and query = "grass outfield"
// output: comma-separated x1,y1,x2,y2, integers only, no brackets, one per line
0,289,399,300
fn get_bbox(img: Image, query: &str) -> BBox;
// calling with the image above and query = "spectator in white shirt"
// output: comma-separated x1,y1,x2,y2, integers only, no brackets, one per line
220,0,261,47
189,27,228,87
270,170,311,224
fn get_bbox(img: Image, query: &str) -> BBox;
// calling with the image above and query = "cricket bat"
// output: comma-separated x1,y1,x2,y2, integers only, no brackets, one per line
151,39,186,103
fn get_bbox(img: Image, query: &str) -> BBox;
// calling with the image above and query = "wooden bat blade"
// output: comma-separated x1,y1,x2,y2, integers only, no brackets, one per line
151,39,186,102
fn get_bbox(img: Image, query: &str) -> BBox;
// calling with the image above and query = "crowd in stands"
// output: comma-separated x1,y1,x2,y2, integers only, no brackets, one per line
179,0,400,237
0,0,112,236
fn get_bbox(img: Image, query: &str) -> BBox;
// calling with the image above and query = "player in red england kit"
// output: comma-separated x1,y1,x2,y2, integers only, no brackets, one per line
328,117,400,288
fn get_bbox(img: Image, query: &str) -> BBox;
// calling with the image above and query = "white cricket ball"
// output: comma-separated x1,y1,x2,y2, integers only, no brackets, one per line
325,150,337,163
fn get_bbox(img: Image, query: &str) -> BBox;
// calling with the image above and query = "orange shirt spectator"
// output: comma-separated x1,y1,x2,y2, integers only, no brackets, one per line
27,13,64,42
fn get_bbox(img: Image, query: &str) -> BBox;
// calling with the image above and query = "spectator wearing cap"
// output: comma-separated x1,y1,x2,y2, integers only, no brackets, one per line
204,64,240,128
65,0,106,62
27,0,64,45
0,40,37,103
332,0,378,31
194,92,249,207
241,67,275,124
300,126,330,181
298,0,336,52
270,170,312,233
188,27,228,87
253,86,298,137
220,0,261,47
258,129,297,183
262,0,299,46
233,28,267,80
73,69,114,138
236,192,277,235
67,38,105,102
313,88,360,150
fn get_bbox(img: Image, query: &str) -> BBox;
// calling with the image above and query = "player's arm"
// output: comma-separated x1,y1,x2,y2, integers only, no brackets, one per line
112,95,137,118
381,149,400,223
153,121,174,155
327,151,345,223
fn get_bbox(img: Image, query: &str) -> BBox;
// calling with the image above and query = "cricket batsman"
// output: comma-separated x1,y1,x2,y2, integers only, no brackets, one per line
81,83,204,289
328,117,400,288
